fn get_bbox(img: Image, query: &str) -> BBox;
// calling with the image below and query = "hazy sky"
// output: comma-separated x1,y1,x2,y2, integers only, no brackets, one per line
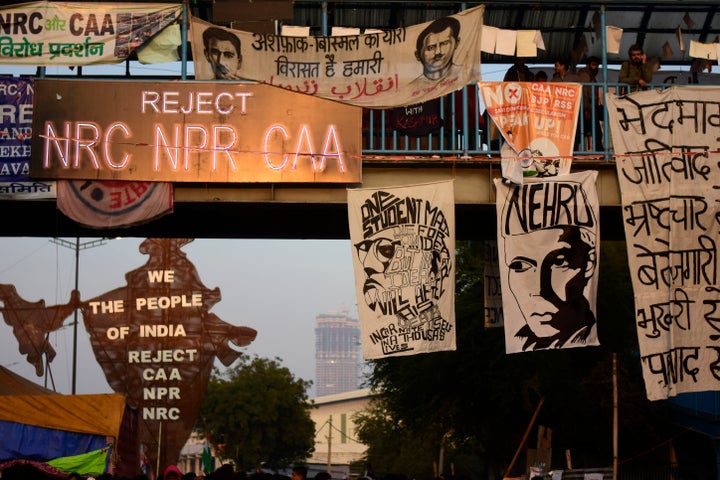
0,237,358,397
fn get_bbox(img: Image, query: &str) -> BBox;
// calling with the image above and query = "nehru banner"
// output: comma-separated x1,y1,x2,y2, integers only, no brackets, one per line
348,180,456,359
607,86,720,400
495,171,600,353
190,6,484,108
479,82,581,185
0,2,181,66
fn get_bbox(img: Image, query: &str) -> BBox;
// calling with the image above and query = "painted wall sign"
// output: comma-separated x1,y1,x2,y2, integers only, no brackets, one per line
30,79,362,183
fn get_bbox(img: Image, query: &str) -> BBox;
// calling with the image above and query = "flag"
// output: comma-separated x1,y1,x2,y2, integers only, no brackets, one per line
57,180,173,229
47,447,109,476
202,437,213,474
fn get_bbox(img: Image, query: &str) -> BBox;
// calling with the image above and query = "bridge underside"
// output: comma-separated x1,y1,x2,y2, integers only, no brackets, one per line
2,161,626,241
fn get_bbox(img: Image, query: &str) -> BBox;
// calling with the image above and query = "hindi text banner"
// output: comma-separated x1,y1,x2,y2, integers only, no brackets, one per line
190,7,483,108
607,86,720,400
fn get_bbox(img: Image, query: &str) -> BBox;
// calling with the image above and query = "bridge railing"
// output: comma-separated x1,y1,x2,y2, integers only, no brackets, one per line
362,82,665,158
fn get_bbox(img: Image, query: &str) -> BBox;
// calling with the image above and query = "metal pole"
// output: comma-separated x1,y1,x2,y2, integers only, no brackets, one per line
326,415,333,473
613,353,618,480
71,237,80,394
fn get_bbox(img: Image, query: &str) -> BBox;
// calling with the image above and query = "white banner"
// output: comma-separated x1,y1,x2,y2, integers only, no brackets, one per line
607,86,720,400
495,171,600,353
348,180,456,359
0,1,181,66
190,6,484,108
57,180,173,228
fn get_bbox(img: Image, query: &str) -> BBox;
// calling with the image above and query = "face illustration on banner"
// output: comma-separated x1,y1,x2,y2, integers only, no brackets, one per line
501,180,598,351
354,193,452,329
413,17,461,82
202,27,243,80
505,225,596,350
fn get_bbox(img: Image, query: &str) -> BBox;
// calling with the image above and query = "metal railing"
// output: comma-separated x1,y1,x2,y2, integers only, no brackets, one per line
362,82,672,159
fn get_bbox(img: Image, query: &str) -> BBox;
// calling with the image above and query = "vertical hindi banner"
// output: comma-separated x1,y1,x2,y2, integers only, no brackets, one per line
479,82,581,185
495,171,601,353
190,6,484,108
348,180,456,359
0,2,181,65
607,86,720,400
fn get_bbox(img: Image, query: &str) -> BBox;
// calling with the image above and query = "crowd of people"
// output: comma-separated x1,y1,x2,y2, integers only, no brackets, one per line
497,44,655,151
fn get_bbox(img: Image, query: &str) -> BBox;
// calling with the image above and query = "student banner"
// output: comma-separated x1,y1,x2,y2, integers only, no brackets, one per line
479,82,581,185
495,171,600,353
607,86,720,400
0,1,181,65
190,6,484,108
347,180,456,359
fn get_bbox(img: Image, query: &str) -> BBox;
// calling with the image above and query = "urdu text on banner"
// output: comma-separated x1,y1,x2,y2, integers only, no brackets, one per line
190,7,484,108
479,82,581,185
607,86,720,401
0,1,181,66
495,171,601,353
347,180,456,359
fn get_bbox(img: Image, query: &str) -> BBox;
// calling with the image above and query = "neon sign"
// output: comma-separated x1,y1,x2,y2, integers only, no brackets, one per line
31,80,362,183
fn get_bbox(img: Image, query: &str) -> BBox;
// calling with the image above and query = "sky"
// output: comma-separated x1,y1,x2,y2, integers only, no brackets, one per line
0,237,359,398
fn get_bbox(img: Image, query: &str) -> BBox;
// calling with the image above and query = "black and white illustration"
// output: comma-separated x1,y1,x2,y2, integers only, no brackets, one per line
348,181,456,359
495,171,601,353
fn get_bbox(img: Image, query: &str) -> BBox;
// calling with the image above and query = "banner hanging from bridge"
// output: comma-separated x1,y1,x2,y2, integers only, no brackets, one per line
495,170,600,353
607,86,720,401
348,180,456,359
0,1,181,66
479,81,581,185
190,6,484,108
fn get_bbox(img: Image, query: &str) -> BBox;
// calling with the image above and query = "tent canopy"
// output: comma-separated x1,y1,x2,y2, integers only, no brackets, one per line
0,366,126,437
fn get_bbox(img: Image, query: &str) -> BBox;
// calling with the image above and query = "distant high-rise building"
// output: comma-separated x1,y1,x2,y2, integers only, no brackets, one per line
315,312,361,396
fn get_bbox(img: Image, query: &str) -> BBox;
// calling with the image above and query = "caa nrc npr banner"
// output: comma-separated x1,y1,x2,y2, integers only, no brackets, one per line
495,171,600,353
190,6,484,108
0,76,55,199
0,2,180,65
607,86,720,401
348,180,456,359
479,82,581,185
30,79,361,183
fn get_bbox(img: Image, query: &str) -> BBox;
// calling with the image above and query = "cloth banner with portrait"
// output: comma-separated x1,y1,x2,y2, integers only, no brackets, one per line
607,86,720,401
495,171,601,353
479,82,581,185
0,2,181,66
347,180,456,359
190,6,484,108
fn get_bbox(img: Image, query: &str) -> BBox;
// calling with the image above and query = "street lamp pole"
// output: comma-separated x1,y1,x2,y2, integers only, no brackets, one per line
51,237,106,394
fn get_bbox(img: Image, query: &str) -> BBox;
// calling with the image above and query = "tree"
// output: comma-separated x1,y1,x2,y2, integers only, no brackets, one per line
200,355,316,471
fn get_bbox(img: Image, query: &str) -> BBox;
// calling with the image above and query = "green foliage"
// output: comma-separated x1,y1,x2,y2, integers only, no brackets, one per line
200,355,315,471
356,240,679,480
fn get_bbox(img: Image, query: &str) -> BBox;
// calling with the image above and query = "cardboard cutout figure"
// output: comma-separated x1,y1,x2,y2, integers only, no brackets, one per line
0,238,257,475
